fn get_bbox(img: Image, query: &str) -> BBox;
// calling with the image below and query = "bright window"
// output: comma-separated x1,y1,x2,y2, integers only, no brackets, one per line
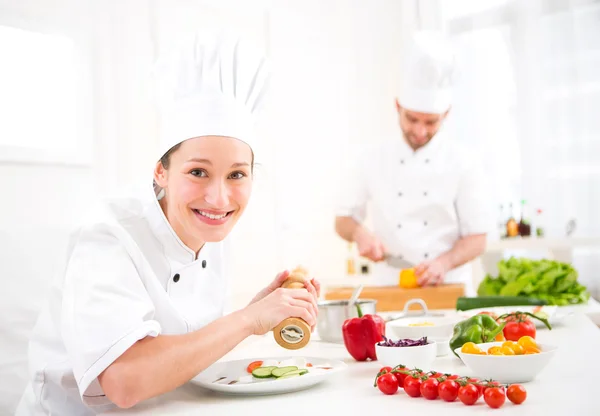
442,0,600,238
0,25,89,164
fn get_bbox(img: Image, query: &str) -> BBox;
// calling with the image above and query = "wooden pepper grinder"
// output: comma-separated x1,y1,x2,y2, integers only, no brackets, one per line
273,266,312,350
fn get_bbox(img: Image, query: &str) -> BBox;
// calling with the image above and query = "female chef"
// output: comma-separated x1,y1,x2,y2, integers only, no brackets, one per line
16,32,320,415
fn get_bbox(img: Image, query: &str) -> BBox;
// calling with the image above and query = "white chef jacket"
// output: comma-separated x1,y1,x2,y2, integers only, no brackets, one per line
16,184,231,415
336,131,493,294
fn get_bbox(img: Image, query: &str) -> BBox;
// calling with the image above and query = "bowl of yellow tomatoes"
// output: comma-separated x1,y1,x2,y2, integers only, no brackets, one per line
454,336,558,383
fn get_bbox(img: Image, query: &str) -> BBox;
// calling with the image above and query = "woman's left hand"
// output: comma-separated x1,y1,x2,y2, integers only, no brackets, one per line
249,270,321,306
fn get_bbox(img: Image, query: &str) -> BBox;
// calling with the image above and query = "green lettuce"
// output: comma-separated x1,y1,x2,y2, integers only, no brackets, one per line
477,257,590,305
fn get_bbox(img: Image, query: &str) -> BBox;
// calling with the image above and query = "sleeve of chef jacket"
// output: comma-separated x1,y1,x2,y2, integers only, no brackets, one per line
455,154,495,236
61,224,161,406
334,143,370,223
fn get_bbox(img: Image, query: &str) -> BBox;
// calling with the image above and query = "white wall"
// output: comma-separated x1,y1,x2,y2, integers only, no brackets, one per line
266,0,405,290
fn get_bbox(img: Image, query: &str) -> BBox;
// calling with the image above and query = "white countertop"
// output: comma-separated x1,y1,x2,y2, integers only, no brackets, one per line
102,311,600,416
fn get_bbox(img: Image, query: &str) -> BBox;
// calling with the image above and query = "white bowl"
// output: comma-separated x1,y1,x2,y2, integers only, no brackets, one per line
430,337,451,356
455,342,558,383
387,316,459,340
387,316,459,357
375,340,437,370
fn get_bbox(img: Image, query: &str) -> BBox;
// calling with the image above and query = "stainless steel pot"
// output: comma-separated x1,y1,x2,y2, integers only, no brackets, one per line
316,299,377,344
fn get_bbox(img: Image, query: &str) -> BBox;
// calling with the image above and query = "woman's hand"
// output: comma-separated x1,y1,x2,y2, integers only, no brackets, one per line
249,270,321,306
244,287,319,336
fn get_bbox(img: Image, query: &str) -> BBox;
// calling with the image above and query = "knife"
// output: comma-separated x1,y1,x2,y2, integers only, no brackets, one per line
383,254,414,270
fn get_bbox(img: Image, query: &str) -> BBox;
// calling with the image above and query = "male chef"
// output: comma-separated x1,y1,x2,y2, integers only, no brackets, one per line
334,31,493,295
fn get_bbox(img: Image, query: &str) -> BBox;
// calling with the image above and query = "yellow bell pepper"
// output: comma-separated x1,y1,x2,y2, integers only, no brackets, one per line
399,268,419,289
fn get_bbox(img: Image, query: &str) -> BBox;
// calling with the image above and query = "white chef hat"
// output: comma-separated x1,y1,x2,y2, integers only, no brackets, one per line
152,29,269,160
398,30,456,114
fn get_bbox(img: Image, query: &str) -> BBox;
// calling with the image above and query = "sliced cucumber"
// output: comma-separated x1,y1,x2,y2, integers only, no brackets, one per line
251,366,277,378
278,373,302,380
278,369,308,378
271,366,298,377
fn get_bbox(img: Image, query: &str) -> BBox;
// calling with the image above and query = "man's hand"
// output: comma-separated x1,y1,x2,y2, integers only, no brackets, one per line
415,257,452,286
352,227,386,262
249,270,321,307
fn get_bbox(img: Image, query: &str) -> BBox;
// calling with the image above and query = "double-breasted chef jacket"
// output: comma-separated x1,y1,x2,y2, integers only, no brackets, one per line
336,131,493,293
17,184,231,415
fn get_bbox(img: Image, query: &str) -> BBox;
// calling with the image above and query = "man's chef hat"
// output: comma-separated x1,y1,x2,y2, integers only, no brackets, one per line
398,30,456,114
153,29,269,159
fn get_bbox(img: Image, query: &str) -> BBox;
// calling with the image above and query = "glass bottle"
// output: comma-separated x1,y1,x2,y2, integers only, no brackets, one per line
518,199,531,237
506,202,519,238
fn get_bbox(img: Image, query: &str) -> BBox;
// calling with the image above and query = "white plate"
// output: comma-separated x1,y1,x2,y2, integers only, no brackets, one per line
191,356,347,395
459,305,574,328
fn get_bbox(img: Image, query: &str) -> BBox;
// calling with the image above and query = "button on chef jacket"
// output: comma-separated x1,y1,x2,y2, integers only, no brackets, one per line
16,184,231,415
337,131,493,295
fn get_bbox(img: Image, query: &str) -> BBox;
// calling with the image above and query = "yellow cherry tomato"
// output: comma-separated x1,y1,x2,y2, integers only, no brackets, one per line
461,342,483,355
488,346,504,355
524,346,541,354
502,341,524,355
511,344,525,355
500,346,515,355
517,336,537,350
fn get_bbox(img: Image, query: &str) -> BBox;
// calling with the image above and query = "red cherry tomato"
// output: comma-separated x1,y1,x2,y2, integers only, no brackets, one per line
394,371,408,388
403,376,423,398
378,366,393,374
507,384,527,405
484,387,506,409
376,373,398,395
420,378,440,400
484,381,506,394
246,360,263,373
467,378,484,398
438,380,459,402
503,318,536,342
458,384,479,405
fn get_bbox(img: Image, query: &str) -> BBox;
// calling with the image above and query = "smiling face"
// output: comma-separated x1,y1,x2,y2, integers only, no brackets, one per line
153,136,254,253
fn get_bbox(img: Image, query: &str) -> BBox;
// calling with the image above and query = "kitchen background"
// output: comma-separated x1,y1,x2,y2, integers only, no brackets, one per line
1,0,599,411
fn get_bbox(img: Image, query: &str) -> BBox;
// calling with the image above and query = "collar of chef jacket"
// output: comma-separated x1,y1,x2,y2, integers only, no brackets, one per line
393,128,447,161
140,184,230,329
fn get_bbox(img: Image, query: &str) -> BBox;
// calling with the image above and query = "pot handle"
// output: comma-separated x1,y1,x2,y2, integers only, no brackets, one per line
402,298,429,317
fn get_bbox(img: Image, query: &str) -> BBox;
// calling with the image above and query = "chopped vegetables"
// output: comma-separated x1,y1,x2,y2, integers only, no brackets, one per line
252,365,308,379
377,335,428,347
408,322,435,327
246,360,264,373
213,357,336,386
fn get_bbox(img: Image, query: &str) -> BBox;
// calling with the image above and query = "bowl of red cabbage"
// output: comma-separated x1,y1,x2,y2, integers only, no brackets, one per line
375,336,437,369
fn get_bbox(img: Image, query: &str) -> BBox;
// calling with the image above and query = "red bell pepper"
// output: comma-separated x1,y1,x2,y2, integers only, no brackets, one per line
342,303,386,361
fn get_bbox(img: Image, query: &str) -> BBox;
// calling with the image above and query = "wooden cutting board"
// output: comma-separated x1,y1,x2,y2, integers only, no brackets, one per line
324,284,465,312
